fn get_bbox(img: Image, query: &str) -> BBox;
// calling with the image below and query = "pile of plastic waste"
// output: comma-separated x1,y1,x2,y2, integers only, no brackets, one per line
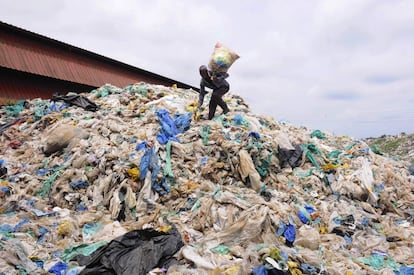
0,82,413,275
364,133,414,164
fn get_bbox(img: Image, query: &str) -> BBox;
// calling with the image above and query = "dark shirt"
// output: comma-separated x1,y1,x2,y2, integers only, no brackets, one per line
199,71,229,107
202,72,229,89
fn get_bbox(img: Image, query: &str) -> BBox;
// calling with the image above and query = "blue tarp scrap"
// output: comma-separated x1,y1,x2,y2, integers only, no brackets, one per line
78,203,88,211
252,265,268,275
33,259,44,269
69,180,89,189
152,177,171,196
156,109,191,144
156,109,180,144
49,102,69,112
139,146,155,181
36,164,60,176
0,218,30,233
200,156,208,165
284,223,296,244
248,131,261,139
50,250,63,259
139,145,170,195
173,112,192,133
301,263,317,274
0,224,13,233
31,208,57,217
276,219,296,244
13,218,30,232
1,186,10,195
298,205,316,224
48,261,68,275
136,141,147,151
37,227,48,244
233,114,248,126
396,266,414,275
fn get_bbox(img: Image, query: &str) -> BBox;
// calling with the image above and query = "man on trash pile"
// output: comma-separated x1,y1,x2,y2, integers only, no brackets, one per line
197,65,230,120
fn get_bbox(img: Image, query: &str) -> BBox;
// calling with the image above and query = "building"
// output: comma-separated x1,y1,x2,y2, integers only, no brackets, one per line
0,21,198,105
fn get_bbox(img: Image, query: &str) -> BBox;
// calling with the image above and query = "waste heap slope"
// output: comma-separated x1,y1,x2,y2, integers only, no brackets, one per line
364,133,414,164
0,82,413,274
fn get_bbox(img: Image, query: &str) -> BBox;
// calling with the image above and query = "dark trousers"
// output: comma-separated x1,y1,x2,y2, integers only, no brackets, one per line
200,78,229,119
209,85,229,119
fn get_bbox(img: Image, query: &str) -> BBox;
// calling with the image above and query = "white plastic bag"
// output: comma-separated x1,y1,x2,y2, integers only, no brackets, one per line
294,225,321,250
238,149,263,192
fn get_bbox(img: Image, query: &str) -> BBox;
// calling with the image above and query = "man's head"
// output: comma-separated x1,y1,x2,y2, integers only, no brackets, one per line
199,65,211,80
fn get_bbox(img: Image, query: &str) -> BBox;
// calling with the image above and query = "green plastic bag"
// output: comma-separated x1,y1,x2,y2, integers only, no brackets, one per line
301,143,323,170
200,125,211,146
310,130,326,139
357,253,399,271
164,141,174,177
5,99,25,117
370,144,383,155
62,241,108,263
211,244,230,255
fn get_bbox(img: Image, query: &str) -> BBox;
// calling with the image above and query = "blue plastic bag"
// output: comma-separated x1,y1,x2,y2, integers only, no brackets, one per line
69,180,89,189
156,109,180,144
252,265,268,275
48,262,68,275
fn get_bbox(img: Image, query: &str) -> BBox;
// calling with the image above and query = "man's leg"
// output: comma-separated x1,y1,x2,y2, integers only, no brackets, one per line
215,84,230,114
208,94,219,120
208,85,229,119
198,81,207,108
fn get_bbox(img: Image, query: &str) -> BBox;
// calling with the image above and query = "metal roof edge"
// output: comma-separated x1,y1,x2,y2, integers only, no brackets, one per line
0,21,199,92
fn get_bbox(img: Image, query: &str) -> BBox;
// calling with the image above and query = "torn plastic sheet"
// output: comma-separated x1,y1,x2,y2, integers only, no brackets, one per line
278,145,303,168
62,241,108,263
75,225,183,275
156,109,180,144
156,109,191,145
52,93,99,112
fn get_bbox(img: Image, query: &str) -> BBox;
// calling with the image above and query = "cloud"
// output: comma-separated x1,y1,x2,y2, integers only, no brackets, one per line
323,91,360,101
365,75,400,84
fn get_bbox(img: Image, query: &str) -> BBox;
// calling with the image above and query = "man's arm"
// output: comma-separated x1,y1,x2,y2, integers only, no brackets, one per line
210,72,229,87
198,80,208,108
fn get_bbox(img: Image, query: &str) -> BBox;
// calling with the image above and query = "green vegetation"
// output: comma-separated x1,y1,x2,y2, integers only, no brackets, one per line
364,133,413,163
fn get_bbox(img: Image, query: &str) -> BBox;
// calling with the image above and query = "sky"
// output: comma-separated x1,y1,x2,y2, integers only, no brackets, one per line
1,0,413,138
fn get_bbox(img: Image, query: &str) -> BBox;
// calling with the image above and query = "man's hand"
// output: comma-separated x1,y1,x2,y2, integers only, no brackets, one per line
210,71,218,81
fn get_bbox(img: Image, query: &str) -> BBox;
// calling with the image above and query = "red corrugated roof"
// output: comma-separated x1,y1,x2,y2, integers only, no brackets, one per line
0,21,198,91
0,33,156,87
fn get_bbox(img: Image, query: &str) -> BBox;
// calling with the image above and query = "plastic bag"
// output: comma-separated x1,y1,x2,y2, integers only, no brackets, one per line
238,149,263,192
294,225,320,250
76,226,184,275
208,42,240,73
43,123,80,156
181,245,216,270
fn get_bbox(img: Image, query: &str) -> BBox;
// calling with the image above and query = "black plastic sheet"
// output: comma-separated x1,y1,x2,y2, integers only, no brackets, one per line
278,145,303,168
76,225,184,275
52,94,99,112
